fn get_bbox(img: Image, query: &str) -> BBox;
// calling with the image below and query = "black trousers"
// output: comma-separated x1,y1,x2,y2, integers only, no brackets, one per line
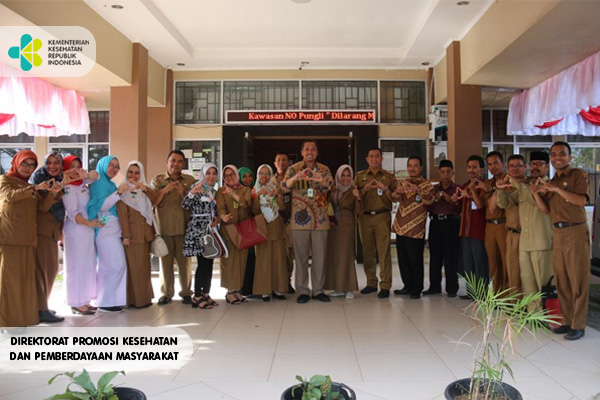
428,218,460,294
460,237,489,282
396,236,425,295
240,247,256,295
194,255,214,296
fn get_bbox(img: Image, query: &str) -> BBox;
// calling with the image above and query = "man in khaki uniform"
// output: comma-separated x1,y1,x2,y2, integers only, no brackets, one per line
354,148,396,298
150,150,196,305
533,141,589,341
495,154,526,295
483,151,508,293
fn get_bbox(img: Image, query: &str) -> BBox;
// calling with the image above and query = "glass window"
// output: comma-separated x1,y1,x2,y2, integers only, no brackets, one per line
174,140,220,180
50,147,84,160
567,134,600,143
492,110,510,142
487,144,513,162
49,134,86,144
0,147,33,174
380,139,427,178
302,81,377,111
0,133,34,143
516,135,552,143
223,81,299,114
380,81,426,123
89,111,110,142
570,146,599,206
482,110,491,141
175,81,221,124
88,144,109,171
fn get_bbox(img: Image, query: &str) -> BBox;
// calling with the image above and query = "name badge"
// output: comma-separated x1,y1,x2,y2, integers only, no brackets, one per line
233,200,239,209
307,188,314,198
377,188,383,196
471,200,477,210
415,194,421,203
200,196,211,202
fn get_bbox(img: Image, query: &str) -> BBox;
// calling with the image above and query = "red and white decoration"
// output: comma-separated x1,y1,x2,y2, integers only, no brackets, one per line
508,50,600,136
0,63,90,137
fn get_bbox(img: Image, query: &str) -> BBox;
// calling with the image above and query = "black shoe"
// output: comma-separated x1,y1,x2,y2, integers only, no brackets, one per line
262,295,270,302
157,296,172,305
377,289,390,298
410,293,421,299
360,286,378,294
447,293,457,298
272,292,287,300
244,294,262,300
564,329,585,341
459,295,472,300
287,284,296,294
181,295,192,305
297,294,310,304
39,310,65,323
423,289,441,295
552,324,571,334
312,293,331,302
393,288,410,295
99,306,124,313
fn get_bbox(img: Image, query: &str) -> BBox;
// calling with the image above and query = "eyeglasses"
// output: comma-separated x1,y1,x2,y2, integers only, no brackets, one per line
20,162,37,169
223,173,236,178
108,164,120,170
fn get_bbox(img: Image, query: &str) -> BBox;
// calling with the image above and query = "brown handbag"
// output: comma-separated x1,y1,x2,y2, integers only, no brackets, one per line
224,214,268,250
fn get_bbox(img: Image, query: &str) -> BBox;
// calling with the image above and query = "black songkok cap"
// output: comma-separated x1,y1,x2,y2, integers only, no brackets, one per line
529,151,549,163
439,159,454,169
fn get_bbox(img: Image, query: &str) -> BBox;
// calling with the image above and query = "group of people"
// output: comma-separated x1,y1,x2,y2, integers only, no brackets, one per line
0,140,590,341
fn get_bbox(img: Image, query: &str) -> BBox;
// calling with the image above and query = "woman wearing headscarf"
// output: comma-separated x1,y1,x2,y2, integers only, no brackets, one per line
325,165,359,299
182,163,219,309
62,155,101,315
29,151,66,323
88,155,130,313
251,164,287,302
238,166,256,297
216,164,252,304
0,150,59,327
117,160,158,309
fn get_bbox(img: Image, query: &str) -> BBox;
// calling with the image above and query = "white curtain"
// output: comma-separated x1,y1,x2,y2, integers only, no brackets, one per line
508,50,600,136
0,63,90,137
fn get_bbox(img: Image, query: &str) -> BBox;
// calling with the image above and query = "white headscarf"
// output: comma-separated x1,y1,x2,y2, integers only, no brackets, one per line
254,164,279,223
334,164,354,204
120,160,153,226
191,163,218,197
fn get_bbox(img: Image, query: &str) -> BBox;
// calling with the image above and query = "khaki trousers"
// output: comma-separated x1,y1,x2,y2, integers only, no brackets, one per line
519,249,552,311
358,212,392,290
505,231,521,295
485,223,507,293
552,224,590,330
160,235,192,298
35,235,59,311
292,230,328,296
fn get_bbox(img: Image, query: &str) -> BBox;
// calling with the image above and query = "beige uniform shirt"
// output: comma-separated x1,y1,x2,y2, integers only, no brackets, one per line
150,172,196,236
508,178,552,252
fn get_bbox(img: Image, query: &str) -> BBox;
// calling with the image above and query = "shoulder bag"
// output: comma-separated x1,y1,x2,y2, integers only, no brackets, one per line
150,209,169,257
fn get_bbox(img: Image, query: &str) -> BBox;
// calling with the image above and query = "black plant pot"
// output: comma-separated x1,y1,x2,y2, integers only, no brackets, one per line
281,382,356,400
444,378,522,400
114,387,147,400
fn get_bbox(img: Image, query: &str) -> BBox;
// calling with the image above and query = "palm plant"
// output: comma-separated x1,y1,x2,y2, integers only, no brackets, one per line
455,273,553,400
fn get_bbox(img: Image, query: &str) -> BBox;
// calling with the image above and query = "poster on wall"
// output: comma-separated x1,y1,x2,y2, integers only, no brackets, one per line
434,144,448,166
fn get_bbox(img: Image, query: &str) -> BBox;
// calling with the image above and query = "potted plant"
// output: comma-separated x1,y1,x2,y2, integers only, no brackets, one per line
280,374,356,400
444,273,553,400
45,370,147,400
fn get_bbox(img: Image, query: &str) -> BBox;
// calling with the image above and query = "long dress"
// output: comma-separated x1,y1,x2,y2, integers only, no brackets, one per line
62,182,98,307
0,175,54,327
117,189,157,307
324,189,359,292
95,192,127,307
216,186,251,289
251,195,288,295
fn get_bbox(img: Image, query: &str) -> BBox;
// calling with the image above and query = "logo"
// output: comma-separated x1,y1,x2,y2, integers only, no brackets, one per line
8,34,42,71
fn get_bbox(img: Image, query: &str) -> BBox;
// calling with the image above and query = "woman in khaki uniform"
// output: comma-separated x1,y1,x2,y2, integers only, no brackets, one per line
216,165,252,304
117,161,157,308
0,150,58,327
30,151,66,323
251,164,287,302
325,165,359,298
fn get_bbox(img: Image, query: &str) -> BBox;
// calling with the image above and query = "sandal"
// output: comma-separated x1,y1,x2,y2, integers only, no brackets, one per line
234,290,248,303
85,304,98,311
203,294,218,306
71,305,95,315
191,295,213,309
226,291,241,305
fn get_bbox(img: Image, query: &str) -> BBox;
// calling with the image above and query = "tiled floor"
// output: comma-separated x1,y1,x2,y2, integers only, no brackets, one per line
1,263,599,400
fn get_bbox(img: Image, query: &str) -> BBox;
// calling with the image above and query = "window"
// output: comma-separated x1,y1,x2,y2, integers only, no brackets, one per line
380,81,426,123
49,111,109,170
223,81,299,115
0,133,34,174
380,139,427,178
570,146,600,206
174,140,221,181
175,81,221,124
302,81,377,111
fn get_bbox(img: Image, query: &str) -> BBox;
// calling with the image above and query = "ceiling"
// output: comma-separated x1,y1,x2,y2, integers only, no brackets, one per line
83,0,494,71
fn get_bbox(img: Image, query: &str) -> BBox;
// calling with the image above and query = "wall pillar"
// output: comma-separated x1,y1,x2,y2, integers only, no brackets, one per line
109,43,148,178
447,41,482,183
146,69,173,180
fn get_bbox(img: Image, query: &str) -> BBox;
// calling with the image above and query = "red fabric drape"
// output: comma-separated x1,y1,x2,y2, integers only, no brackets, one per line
535,118,563,129
580,106,600,126
0,113,15,125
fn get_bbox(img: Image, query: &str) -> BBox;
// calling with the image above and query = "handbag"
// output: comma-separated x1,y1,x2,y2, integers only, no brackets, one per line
542,276,562,327
150,209,169,257
201,225,221,259
224,214,268,250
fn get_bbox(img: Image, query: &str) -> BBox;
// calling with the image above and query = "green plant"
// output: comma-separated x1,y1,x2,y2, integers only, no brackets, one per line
293,375,341,400
44,370,124,400
458,273,553,400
